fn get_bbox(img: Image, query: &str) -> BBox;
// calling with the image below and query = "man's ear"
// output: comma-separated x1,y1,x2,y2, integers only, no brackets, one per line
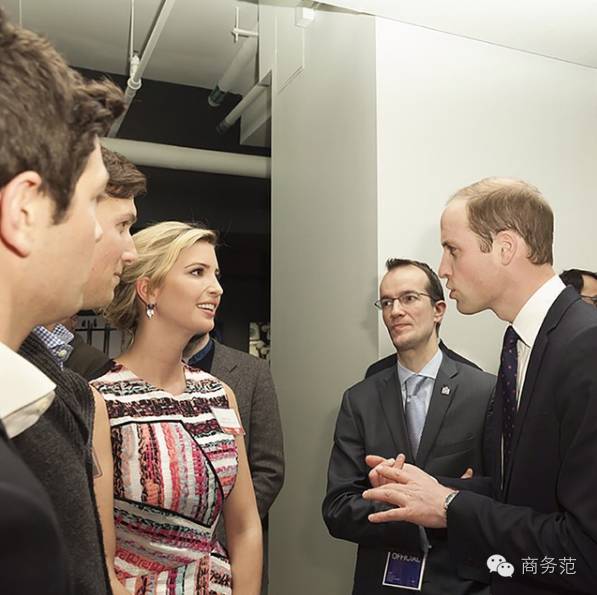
135,276,158,305
0,171,45,257
494,230,518,265
433,300,447,325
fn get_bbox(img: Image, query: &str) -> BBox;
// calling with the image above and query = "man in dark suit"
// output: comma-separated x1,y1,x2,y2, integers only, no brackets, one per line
187,335,285,520
187,334,284,595
0,8,124,592
66,331,113,380
364,178,597,595
16,147,145,595
323,258,495,595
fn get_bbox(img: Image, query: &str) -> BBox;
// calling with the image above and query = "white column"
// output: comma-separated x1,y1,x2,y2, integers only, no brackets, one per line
269,8,379,595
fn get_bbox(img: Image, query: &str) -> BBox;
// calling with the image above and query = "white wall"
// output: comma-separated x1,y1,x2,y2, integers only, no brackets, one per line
376,17,597,372
268,8,379,595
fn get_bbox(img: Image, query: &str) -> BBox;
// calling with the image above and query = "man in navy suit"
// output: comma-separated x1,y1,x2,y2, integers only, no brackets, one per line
323,259,494,595
364,178,597,595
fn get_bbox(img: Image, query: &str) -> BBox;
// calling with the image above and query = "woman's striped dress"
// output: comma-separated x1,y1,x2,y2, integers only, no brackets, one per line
92,363,238,594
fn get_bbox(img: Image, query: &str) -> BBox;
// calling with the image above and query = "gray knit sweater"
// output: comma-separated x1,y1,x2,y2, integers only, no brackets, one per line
15,333,110,595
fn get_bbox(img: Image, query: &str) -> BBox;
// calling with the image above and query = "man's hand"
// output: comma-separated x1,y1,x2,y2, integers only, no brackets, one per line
365,453,406,488
362,463,456,529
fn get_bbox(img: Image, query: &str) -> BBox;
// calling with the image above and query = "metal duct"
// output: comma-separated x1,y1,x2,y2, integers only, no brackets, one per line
101,138,271,179
108,0,178,137
208,35,258,107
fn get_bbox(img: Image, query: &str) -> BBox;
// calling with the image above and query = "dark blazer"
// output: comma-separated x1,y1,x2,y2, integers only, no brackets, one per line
210,340,284,595
65,333,112,381
0,422,71,594
210,340,285,519
323,355,495,595
447,287,597,595
65,334,111,381
366,340,481,378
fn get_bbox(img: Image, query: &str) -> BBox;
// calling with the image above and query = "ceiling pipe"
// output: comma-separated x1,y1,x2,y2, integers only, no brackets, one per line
101,138,271,179
216,82,268,135
232,7,260,43
108,0,178,137
127,0,136,65
208,34,258,108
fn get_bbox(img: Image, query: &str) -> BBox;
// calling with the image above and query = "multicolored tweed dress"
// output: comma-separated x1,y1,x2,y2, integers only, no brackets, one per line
91,362,238,594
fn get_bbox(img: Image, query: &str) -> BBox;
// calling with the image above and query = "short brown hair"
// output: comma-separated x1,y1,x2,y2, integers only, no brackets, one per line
451,177,553,265
385,258,445,303
101,146,147,199
0,10,124,221
385,258,445,331
560,269,597,293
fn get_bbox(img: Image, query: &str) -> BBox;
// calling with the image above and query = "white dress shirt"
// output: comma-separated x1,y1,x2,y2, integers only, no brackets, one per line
511,275,566,406
0,341,55,437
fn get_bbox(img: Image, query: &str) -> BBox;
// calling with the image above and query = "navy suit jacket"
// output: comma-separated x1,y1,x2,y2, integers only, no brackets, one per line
447,287,597,595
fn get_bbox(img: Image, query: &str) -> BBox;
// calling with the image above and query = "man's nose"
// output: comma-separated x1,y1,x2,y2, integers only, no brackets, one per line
438,254,450,279
390,299,405,316
122,235,137,266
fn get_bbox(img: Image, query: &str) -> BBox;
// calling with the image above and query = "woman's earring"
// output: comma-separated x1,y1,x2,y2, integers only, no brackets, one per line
146,303,156,319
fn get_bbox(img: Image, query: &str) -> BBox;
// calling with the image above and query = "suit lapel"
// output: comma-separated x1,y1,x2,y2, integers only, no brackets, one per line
210,341,238,377
416,356,458,469
502,287,578,494
489,375,505,496
377,367,413,461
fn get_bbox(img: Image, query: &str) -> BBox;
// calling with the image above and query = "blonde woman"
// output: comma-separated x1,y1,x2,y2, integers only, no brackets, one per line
92,222,262,594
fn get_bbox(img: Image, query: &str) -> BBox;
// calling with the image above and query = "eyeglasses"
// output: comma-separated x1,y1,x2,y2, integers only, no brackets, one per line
374,291,434,310
581,295,597,308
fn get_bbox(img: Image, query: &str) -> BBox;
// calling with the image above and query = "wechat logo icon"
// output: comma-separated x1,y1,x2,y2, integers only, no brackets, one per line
487,554,514,578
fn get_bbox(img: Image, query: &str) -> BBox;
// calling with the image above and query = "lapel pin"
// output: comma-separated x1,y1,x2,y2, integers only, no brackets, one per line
441,385,450,396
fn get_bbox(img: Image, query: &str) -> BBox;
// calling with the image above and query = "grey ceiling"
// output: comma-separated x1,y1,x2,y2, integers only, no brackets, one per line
3,0,260,93
4,0,596,96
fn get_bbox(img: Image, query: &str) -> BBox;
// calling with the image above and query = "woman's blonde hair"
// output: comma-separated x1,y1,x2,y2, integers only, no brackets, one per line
104,221,218,340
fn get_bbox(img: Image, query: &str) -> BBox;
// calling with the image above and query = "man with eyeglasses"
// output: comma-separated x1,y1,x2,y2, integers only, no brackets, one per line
560,268,597,308
322,258,495,595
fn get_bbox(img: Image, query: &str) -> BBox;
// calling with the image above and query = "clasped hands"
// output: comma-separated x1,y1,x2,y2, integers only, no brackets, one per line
362,454,470,529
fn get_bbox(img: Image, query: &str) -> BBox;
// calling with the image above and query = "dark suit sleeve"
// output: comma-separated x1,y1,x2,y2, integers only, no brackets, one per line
440,389,495,496
447,327,597,593
0,428,71,595
440,475,492,495
322,390,421,551
247,359,285,518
